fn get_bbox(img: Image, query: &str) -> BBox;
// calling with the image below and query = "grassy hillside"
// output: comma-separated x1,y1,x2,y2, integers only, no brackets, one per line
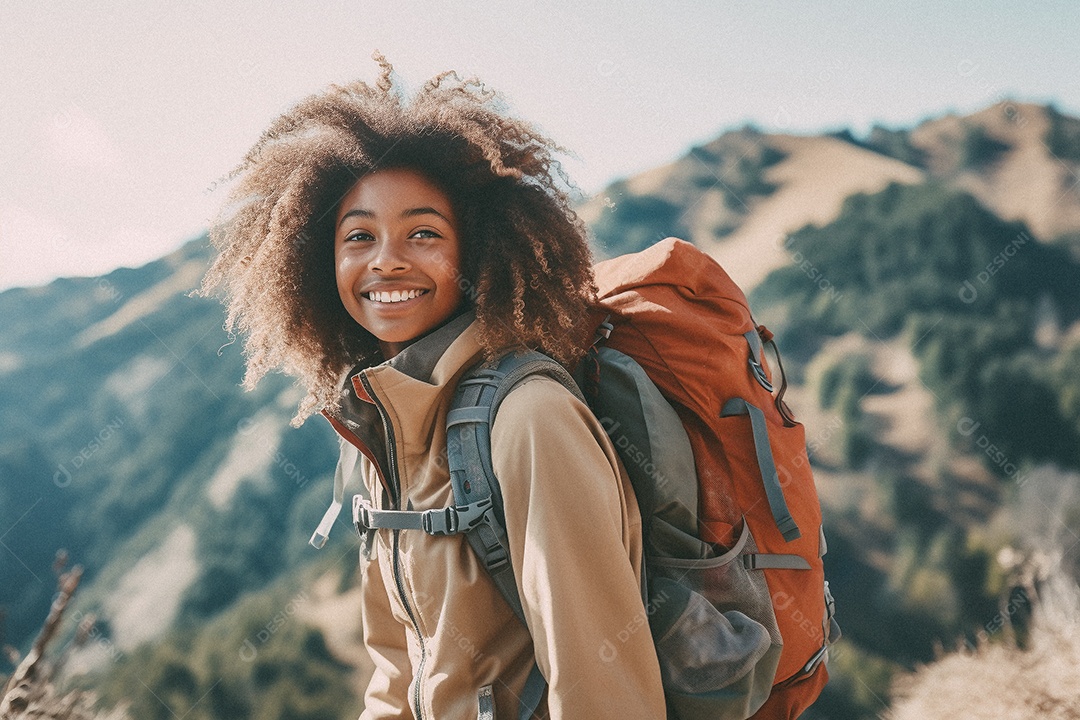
0,238,339,658
4,101,1080,719
751,181,1080,717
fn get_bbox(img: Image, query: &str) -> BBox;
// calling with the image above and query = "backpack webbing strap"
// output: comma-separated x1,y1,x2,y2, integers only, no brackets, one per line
744,329,774,393
310,462,346,549
721,397,801,542
310,439,361,549
519,664,546,720
742,553,811,570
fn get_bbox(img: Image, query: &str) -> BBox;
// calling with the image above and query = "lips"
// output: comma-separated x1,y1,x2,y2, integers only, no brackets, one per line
365,288,429,304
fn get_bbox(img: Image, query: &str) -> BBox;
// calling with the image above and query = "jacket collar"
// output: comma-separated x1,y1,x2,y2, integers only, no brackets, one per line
329,311,482,498
339,309,477,409
379,310,477,384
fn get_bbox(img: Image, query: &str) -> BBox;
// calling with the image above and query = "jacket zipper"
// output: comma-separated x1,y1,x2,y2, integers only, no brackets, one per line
392,528,426,719
360,373,427,720
321,410,394,501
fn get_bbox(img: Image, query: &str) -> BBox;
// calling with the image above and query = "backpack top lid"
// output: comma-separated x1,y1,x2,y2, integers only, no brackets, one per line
595,237,751,309
592,237,761,428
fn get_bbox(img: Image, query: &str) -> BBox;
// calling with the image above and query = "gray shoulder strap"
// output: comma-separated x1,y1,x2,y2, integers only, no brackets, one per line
445,351,579,618
446,350,573,720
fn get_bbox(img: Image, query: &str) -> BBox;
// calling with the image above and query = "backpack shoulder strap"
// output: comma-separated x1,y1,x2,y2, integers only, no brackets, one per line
445,350,581,622
446,350,578,720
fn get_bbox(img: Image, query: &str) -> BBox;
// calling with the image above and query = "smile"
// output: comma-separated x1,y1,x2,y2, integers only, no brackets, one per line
365,289,428,304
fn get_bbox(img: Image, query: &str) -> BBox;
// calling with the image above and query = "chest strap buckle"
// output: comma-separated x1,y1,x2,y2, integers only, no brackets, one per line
352,495,495,536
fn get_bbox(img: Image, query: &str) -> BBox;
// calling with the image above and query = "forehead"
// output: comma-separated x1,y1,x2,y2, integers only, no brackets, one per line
336,168,455,220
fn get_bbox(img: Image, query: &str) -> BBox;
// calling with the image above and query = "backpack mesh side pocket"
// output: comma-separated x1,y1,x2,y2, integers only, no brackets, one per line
647,520,782,720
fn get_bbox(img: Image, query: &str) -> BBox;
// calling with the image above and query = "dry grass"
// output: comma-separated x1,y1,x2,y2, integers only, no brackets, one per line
0,555,129,720
889,550,1080,720
707,134,924,289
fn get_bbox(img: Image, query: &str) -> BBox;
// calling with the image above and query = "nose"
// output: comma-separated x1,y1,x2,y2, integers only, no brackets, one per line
369,238,410,274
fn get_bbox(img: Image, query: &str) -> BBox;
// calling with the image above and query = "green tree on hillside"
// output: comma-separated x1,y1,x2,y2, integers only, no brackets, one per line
756,182,1080,470
94,579,360,720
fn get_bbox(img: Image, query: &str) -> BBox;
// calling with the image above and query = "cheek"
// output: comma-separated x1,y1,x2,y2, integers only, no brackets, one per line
335,255,360,304
442,242,465,294
438,256,465,303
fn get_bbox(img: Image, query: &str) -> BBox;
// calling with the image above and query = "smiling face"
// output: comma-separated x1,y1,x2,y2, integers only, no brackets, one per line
335,168,465,359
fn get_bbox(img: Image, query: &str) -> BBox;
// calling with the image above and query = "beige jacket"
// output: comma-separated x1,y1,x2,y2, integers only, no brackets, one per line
326,314,665,720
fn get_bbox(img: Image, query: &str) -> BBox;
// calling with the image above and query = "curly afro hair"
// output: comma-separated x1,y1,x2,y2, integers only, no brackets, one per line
199,54,598,424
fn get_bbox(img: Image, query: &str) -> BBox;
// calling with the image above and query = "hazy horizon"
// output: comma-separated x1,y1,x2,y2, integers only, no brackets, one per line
2,0,1078,291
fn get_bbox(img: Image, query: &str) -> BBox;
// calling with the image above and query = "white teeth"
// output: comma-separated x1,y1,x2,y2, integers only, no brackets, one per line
367,289,426,303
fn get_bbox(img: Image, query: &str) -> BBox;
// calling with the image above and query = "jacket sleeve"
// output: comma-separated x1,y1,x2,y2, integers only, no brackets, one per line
354,458,414,720
491,376,666,720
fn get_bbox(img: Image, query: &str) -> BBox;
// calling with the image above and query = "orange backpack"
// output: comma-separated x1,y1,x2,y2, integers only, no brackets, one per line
353,238,840,718
586,237,839,717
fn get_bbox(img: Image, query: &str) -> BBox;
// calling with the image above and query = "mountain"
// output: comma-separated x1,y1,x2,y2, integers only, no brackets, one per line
583,102,1080,288
905,102,1080,242
3,101,1080,720
0,238,340,656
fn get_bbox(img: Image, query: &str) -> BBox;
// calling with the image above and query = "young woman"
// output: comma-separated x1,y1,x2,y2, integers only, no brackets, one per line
201,56,665,719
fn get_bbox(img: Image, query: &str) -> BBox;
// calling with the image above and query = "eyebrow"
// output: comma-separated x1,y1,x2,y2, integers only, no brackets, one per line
337,206,450,228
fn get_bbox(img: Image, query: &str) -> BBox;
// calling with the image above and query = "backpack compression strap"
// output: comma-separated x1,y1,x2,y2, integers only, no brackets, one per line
721,397,801,542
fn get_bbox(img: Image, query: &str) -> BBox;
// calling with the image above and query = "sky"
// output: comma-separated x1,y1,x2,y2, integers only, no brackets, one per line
2,1,1078,290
